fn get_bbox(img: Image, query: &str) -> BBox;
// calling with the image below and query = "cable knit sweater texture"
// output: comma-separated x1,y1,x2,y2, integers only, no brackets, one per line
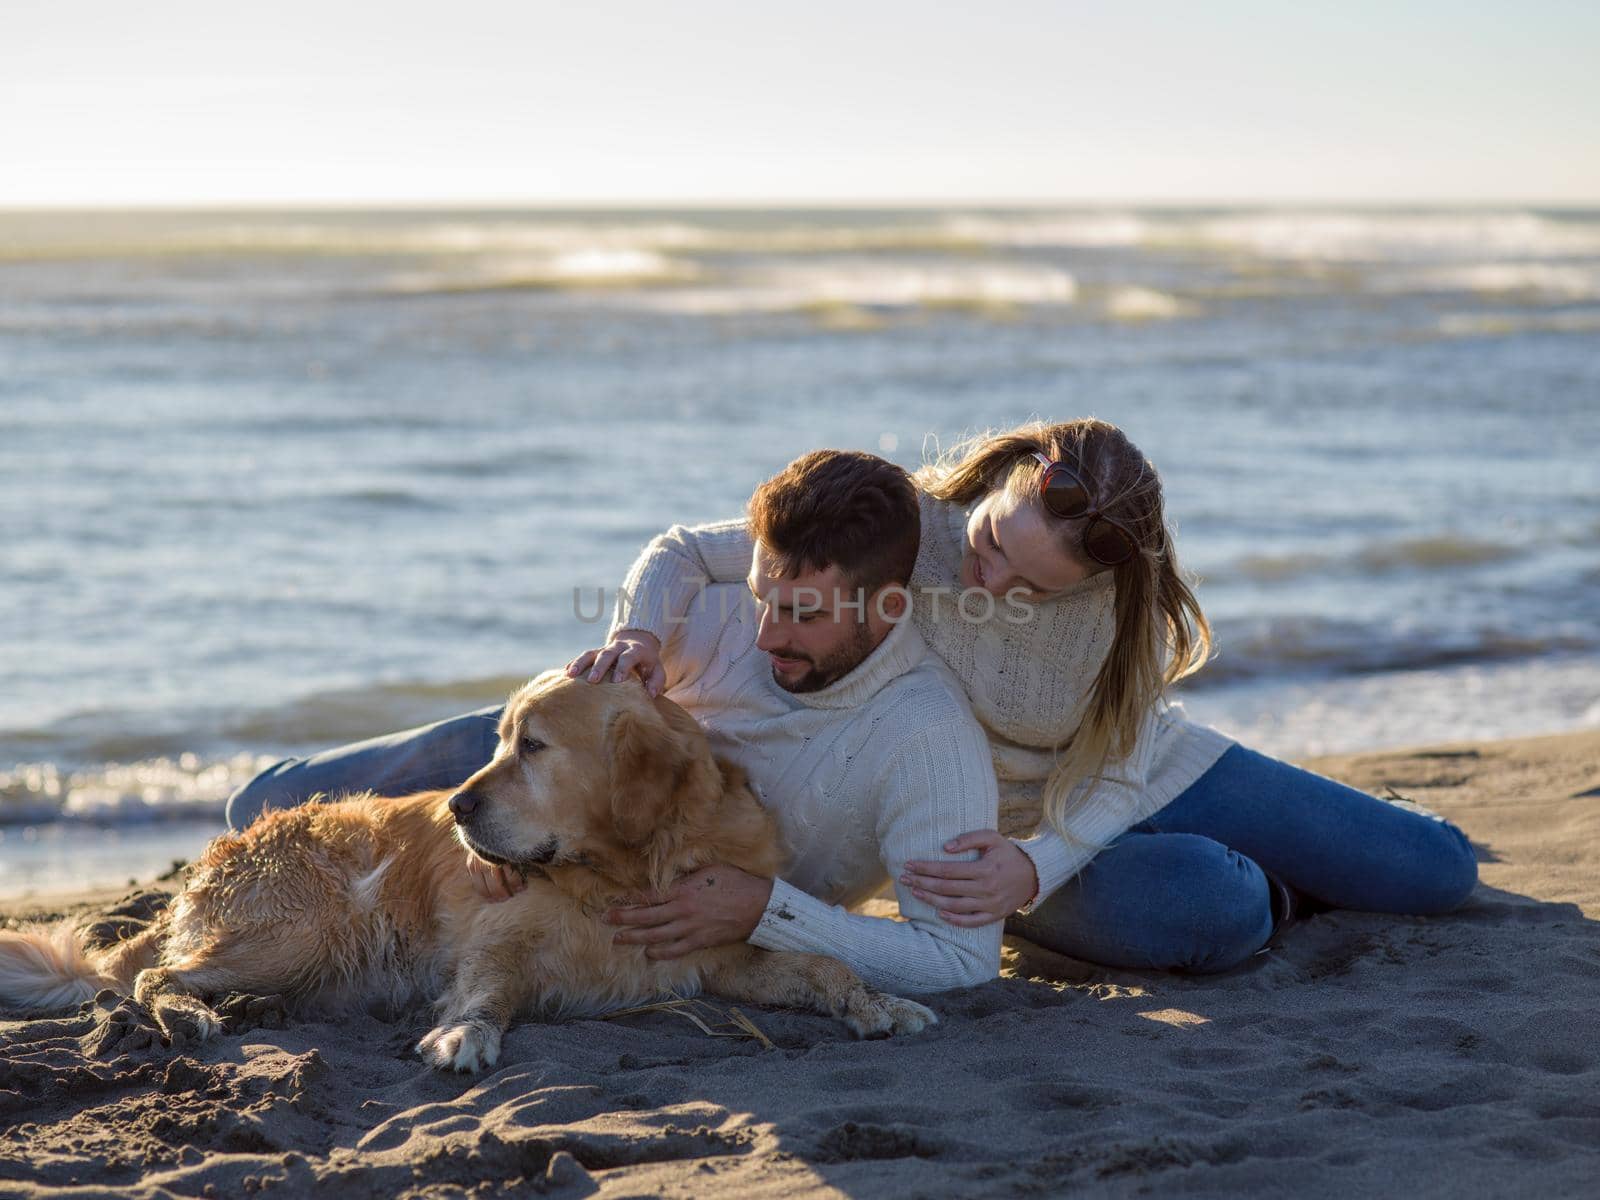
652,581,1003,994
609,490,1238,911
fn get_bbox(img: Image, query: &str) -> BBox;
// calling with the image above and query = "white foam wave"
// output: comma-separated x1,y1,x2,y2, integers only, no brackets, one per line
1376,262,1600,299
1103,286,1197,321
0,753,267,825
382,249,697,294
633,260,1079,315
1183,210,1600,263
1182,653,1600,759
935,212,1150,248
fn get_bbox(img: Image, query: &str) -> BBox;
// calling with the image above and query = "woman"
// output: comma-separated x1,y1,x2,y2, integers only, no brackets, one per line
569,418,1479,973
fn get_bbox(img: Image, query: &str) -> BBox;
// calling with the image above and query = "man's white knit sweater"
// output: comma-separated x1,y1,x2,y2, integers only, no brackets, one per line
652,581,1002,994
609,491,1238,913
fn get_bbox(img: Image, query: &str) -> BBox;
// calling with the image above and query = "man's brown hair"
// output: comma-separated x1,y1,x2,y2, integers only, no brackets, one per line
746,450,921,596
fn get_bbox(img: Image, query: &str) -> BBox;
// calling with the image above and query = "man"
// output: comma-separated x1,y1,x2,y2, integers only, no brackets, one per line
228,450,1002,993
568,449,1002,992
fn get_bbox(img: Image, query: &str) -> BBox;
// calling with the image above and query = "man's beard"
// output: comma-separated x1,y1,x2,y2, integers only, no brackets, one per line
770,622,877,694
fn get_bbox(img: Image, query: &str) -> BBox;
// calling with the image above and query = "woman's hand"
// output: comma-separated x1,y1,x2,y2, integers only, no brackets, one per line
565,630,665,696
901,830,1040,926
466,853,527,903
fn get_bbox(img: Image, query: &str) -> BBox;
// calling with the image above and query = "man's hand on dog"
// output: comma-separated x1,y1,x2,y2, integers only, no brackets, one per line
566,630,666,697
605,864,773,958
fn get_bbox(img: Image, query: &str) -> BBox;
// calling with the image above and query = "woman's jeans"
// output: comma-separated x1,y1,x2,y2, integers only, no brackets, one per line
227,715,1479,976
1006,744,1479,973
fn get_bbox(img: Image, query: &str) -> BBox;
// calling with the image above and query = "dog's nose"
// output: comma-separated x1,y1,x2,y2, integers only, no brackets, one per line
448,791,480,818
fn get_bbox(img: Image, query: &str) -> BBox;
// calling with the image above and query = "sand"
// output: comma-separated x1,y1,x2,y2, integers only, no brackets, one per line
3,729,1598,1198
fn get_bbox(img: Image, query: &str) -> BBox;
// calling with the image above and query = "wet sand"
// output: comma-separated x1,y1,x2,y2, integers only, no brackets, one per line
3,729,1598,1198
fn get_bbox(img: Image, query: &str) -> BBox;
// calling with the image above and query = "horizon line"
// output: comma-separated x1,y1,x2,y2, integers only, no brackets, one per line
2,196,1599,214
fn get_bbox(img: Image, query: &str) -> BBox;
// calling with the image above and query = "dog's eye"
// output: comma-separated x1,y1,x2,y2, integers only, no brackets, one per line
520,735,546,755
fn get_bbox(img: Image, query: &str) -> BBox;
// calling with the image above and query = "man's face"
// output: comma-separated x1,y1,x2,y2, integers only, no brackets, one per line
746,542,892,694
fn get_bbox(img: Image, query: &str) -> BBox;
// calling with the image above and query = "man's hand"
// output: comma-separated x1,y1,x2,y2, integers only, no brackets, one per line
466,853,527,903
605,864,773,959
901,830,1039,926
566,630,665,697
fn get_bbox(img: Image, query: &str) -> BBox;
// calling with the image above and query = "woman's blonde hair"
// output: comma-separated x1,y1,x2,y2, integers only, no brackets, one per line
914,418,1212,844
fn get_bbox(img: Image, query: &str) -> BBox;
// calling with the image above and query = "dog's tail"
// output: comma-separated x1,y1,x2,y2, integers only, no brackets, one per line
0,922,121,1011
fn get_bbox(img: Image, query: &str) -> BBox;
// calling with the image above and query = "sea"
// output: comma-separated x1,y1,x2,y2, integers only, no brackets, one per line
2,206,1597,898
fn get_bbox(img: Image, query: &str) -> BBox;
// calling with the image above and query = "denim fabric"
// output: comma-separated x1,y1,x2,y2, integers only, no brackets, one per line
225,704,504,830
1005,742,1479,973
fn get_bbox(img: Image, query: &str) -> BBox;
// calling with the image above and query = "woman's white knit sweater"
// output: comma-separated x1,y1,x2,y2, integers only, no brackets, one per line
609,490,1238,910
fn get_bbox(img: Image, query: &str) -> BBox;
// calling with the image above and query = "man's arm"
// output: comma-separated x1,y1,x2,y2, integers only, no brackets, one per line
609,519,756,644
745,715,1003,994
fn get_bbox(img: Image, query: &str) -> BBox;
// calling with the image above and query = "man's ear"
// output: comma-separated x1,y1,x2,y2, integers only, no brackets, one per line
604,707,691,847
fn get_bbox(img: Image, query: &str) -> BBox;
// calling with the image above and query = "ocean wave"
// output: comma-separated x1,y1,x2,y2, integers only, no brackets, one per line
1437,308,1600,338
1354,536,1524,572
629,260,1079,316
938,209,1600,263
1213,535,1524,585
11,208,1594,267
1102,286,1198,321
1374,262,1600,299
380,249,700,295
933,212,1150,248
1187,618,1593,689
0,673,529,828
0,753,263,826
1181,652,1600,759
1175,210,1600,263
1226,551,1334,584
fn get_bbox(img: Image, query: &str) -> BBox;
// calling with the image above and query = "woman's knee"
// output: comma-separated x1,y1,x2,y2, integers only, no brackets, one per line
1052,833,1274,975
1406,820,1480,915
1160,836,1276,974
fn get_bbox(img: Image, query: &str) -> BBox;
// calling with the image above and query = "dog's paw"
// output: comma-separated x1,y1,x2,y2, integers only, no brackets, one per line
877,993,938,1036
153,995,224,1047
417,1020,501,1073
840,990,939,1039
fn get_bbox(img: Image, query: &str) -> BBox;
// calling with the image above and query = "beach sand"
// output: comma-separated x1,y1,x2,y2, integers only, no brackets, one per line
3,730,1597,1198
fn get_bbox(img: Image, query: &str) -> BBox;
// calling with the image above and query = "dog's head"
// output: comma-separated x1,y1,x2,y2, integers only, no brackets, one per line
448,669,723,875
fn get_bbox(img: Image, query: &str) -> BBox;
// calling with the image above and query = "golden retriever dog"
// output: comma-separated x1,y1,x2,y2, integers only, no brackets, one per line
0,671,936,1070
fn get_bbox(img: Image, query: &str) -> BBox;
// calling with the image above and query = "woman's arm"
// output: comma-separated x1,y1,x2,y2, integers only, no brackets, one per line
606,519,756,644
905,701,1173,918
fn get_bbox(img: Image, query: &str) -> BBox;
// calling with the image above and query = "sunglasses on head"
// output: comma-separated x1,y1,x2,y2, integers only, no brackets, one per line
1029,450,1139,567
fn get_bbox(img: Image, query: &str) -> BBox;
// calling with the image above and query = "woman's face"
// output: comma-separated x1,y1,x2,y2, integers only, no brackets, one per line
959,485,1094,600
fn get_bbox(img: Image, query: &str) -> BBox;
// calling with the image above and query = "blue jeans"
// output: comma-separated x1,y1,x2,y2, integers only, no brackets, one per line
1006,743,1479,973
227,716,1479,976
226,704,504,831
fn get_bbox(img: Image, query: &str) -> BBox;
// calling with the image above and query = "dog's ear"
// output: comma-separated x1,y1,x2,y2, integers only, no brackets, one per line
605,699,726,848
605,706,693,847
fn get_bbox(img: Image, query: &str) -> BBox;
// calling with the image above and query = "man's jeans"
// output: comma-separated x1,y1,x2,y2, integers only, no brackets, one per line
227,714,1479,975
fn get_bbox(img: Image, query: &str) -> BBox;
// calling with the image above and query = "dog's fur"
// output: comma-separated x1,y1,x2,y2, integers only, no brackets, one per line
0,671,934,1070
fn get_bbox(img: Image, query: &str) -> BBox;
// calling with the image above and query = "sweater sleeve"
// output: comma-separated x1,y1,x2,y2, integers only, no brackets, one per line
608,519,756,644
1011,699,1173,912
748,716,1003,994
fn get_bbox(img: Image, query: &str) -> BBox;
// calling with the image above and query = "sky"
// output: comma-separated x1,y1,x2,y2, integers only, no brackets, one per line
2,0,1597,208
